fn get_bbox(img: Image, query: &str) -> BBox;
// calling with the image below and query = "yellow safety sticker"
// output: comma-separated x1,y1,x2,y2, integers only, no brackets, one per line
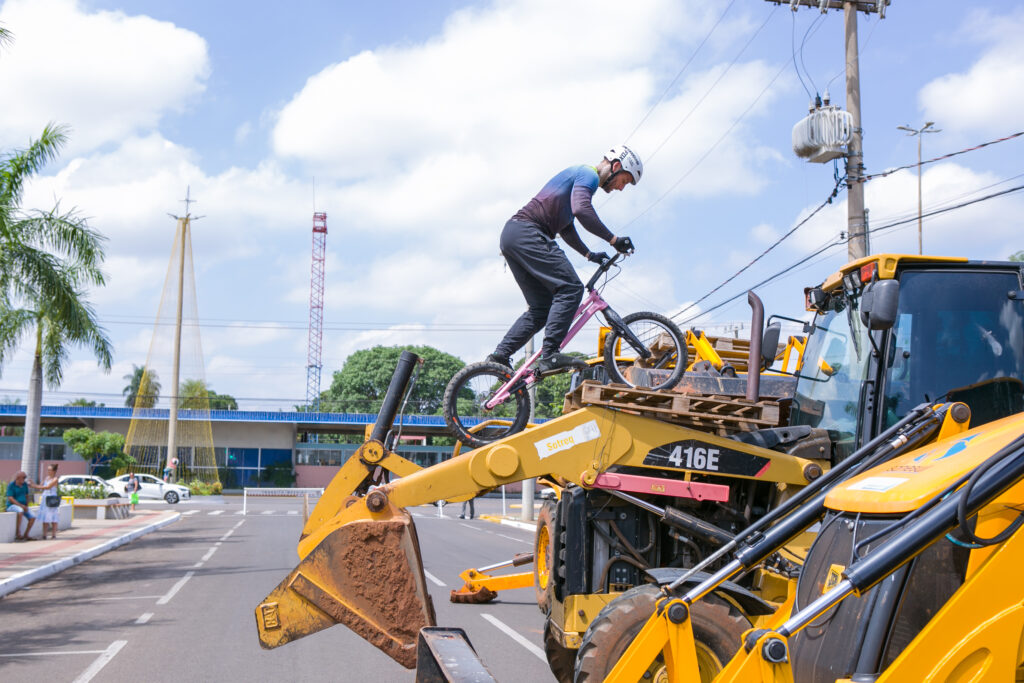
823,564,845,594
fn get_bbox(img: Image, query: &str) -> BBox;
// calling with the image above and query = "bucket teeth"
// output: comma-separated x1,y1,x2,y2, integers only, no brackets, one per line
255,504,435,669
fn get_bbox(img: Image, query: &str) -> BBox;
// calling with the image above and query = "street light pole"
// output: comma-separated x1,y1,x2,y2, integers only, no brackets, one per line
897,122,940,254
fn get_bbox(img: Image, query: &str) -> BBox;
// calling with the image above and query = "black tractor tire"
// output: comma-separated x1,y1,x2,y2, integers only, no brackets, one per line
574,584,751,683
544,615,576,683
534,499,556,614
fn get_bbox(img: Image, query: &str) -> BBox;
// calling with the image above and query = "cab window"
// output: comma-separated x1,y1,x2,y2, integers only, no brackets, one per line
883,269,1024,427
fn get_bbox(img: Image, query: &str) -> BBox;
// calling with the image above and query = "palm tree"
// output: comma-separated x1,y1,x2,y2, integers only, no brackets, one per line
123,364,161,408
0,125,112,480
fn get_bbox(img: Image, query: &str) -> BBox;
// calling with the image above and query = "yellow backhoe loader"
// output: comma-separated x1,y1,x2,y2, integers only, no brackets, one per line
603,404,1024,682
253,253,1024,680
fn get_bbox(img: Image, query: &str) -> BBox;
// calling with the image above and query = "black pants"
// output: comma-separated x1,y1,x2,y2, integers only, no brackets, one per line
495,219,584,357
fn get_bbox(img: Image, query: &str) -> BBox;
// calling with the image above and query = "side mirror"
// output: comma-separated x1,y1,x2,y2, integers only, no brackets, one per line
762,323,782,364
860,280,899,330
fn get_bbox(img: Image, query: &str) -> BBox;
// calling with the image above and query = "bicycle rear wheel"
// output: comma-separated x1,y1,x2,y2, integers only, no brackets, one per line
602,311,687,390
443,361,533,448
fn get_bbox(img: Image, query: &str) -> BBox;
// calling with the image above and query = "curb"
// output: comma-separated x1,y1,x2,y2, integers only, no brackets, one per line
0,512,181,598
479,515,536,532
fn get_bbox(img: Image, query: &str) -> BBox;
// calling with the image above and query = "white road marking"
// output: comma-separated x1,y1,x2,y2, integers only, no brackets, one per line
92,595,164,601
423,570,447,587
71,640,127,683
200,546,218,562
219,529,234,541
458,523,482,531
215,541,223,546
234,510,245,515
157,571,195,605
287,510,298,515
135,612,153,625
481,614,545,661
411,512,425,518
0,649,107,658
182,510,199,516
261,510,274,515
233,519,246,529
208,510,224,516
498,533,530,544
193,561,204,568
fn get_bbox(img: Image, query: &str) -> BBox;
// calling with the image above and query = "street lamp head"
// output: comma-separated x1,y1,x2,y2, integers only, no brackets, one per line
897,125,914,133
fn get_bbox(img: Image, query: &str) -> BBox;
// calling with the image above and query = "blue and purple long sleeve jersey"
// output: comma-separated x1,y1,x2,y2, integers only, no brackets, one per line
511,165,615,256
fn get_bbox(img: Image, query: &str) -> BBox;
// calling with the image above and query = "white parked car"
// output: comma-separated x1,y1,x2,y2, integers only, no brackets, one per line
58,474,120,497
107,473,191,504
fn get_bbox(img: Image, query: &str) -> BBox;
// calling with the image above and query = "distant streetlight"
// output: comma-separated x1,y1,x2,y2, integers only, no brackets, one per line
897,122,941,254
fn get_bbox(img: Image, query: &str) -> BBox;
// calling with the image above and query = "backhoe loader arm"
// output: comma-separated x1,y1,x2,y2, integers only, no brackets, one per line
257,405,827,668
298,406,826,557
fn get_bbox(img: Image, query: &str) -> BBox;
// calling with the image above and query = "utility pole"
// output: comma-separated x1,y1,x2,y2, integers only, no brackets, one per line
767,0,889,260
897,122,940,254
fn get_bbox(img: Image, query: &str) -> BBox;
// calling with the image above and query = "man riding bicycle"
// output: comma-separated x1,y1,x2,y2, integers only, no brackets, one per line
488,145,643,375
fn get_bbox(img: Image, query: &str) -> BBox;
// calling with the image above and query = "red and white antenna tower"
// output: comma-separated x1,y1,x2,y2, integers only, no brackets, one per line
306,212,327,411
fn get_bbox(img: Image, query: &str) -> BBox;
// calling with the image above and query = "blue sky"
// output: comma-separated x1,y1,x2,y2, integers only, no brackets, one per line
1,0,1022,410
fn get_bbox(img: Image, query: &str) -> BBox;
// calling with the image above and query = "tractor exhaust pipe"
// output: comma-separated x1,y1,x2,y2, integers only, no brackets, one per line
746,291,764,403
371,350,421,445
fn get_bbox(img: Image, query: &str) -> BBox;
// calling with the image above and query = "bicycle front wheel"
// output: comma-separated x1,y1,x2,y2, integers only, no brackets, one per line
602,311,687,390
443,361,533,449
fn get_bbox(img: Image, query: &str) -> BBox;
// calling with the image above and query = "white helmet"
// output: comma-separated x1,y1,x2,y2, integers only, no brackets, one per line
604,145,643,185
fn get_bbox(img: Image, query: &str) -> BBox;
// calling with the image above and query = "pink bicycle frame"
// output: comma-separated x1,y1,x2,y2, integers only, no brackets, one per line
484,288,609,410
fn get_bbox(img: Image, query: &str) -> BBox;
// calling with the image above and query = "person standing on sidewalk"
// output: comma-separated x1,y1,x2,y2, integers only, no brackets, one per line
127,472,140,511
5,471,36,540
29,464,60,540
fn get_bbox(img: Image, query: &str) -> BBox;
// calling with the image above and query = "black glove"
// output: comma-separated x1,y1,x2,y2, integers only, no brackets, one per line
613,236,634,254
587,251,610,264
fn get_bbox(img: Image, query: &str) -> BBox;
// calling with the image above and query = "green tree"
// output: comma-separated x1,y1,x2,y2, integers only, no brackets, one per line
1009,251,1024,263
62,427,131,475
321,345,465,415
530,352,587,418
123,364,160,408
177,378,238,410
65,397,104,407
0,125,113,480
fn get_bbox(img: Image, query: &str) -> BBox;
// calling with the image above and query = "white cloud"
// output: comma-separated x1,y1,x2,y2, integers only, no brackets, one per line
919,9,1024,134
0,0,209,154
793,163,1024,261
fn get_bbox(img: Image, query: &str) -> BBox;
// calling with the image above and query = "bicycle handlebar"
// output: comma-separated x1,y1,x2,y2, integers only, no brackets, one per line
585,251,625,290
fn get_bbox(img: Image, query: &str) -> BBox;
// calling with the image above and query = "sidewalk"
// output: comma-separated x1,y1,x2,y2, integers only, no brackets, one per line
0,508,180,598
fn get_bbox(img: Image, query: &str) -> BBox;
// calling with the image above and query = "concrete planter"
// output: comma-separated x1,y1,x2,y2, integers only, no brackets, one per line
70,499,132,520
0,504,72,542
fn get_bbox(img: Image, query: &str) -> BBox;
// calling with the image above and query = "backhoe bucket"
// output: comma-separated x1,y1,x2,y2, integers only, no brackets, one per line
255,500,436,668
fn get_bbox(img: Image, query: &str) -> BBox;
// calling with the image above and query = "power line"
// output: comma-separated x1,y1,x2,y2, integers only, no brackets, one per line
670,174,845,324
677,181,1024,327
858,131,1024,183
624,0,739,144
645,5,779,165
623,44,790,229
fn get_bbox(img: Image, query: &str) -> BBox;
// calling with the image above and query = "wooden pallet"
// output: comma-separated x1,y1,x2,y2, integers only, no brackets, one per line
563,380,781,434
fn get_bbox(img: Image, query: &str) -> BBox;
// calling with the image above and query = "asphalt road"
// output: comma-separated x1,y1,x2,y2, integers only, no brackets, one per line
0,497,554,682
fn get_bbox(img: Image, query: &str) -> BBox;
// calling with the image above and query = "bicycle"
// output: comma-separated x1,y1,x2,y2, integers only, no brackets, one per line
443,252,688,448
